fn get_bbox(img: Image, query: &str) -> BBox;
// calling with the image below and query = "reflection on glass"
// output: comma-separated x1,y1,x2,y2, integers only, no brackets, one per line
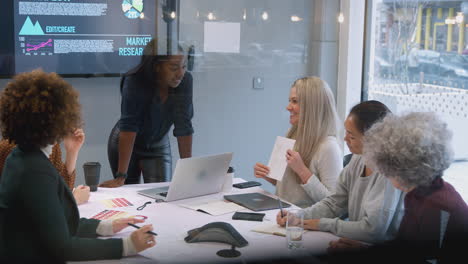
364,0,468,202
102,39,194,187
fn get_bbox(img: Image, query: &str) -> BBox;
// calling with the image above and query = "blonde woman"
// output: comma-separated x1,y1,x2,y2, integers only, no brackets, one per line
254,77,342,207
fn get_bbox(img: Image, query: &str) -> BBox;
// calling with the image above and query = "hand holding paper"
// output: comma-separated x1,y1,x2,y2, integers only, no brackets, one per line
267,136,296,181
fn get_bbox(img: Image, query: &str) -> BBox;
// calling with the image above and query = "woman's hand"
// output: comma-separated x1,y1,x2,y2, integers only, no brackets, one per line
112,217,145,233
328,237,368,253
303,219,320,231
286,149,311,184
64,128,85,156
254,163,270,179
130,224,157,252
99,177,126,188
276,210,288,226
254,163,277,185
63,128,85,175
72,185,90,205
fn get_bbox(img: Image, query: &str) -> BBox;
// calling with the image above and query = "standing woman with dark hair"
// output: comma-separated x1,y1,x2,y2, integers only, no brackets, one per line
0,70,155,262
278,100,405,244
101,39,193,187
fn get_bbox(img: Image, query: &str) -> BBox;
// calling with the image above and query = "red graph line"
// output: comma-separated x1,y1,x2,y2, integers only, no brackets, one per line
26,39,52,52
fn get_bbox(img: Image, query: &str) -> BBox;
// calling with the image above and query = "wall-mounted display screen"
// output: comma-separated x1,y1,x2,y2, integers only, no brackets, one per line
1,0,157,77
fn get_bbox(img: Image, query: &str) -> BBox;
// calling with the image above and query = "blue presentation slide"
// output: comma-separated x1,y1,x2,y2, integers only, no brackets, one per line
14,0,156,75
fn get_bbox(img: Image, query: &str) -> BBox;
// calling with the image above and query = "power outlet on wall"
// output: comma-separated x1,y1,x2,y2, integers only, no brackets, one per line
253,77,264,89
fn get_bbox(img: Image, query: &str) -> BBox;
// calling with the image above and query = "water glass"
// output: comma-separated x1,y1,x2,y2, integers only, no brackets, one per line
286,209,304,250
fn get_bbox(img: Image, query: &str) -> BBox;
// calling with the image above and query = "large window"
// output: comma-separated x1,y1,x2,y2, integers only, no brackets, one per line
363,0,468,202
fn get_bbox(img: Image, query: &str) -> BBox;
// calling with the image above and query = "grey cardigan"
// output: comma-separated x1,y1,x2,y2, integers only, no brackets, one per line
303,154,405,243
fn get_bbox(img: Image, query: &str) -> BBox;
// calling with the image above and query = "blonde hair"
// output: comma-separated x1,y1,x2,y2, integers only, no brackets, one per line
286,77,340,168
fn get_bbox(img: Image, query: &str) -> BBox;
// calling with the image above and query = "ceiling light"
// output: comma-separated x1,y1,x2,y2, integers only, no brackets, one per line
338,12,344,23
207,12,215,20
291,15,302,22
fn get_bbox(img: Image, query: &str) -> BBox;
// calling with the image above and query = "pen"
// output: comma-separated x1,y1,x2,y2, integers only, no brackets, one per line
128,223,158,236
273,232,286,237
278,198,284,218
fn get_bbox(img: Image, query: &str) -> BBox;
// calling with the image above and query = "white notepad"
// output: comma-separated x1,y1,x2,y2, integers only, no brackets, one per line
252,222,308,237
179,200,244,216
251,223,287,237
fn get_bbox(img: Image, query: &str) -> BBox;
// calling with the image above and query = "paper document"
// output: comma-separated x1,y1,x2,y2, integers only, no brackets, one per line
204,22,240,53
179,200,244,216
267,136,296,181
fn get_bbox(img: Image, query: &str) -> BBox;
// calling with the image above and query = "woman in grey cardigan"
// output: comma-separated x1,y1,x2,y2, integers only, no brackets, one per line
277,100,405,244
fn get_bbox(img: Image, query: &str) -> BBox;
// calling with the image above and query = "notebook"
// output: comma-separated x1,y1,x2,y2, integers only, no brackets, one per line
137,152,233,202
224,193,292,211
251,222,308,237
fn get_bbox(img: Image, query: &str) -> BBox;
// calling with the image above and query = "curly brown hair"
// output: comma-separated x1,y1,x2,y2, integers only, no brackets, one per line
0,69,82,148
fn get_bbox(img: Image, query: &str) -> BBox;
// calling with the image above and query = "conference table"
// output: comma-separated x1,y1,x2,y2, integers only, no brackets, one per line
72,178,339,264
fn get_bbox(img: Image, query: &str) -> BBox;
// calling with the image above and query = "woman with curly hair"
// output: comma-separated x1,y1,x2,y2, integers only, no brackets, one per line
277,101,405,244
327,112,468,263
0,129,90,205
254,77,342,207
0,70,156,263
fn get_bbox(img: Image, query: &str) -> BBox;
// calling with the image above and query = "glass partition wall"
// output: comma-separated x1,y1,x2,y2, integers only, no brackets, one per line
0,0,341,190
363,0,468,201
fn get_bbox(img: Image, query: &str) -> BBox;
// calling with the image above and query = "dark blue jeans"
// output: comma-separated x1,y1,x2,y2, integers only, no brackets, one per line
107,123,172,184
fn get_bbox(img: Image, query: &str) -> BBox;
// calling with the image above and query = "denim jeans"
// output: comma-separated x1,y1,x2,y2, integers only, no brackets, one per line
107,123,172,184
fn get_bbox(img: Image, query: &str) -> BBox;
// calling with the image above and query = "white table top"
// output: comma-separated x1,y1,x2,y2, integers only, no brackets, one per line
71,179,338,264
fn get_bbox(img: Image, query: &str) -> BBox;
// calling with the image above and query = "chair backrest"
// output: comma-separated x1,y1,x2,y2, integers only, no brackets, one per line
0,207,6,258
427,210,450,264
343,154,353,167
439,210,450,248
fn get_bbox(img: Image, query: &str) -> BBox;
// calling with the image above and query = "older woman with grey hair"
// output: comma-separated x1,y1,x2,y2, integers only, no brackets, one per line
328,112,468,264
364,112,453,191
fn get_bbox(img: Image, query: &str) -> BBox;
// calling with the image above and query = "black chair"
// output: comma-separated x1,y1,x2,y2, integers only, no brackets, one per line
0,207,6,260
343,154,353,167
339,154,353,220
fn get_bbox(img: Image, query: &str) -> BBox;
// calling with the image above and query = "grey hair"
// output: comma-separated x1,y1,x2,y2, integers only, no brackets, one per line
363,112,453,189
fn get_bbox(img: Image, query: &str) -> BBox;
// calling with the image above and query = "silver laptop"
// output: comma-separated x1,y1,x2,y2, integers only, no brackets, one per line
137,152,233,202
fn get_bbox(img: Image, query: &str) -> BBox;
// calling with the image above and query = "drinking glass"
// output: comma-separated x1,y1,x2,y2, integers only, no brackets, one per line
286,209,304,250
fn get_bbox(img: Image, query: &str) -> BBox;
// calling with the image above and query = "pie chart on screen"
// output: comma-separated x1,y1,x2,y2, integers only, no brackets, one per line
122,0,144,19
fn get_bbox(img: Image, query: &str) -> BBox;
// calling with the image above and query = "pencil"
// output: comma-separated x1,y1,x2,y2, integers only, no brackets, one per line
278,198,284,218
128,223,158,236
